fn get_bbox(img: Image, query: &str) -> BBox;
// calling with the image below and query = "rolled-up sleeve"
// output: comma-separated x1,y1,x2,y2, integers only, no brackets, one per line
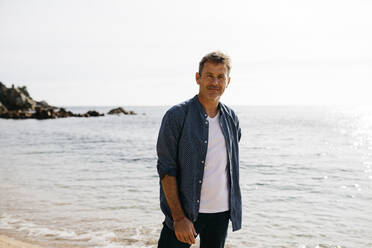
156,110,181,180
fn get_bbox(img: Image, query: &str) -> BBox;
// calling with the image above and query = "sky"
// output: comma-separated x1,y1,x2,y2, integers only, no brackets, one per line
0,0,371,106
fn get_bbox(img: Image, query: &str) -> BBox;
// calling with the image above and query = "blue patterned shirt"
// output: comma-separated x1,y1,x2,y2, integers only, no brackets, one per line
156,95,242,231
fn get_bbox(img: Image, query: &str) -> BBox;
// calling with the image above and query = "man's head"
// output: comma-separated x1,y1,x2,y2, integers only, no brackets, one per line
196,51,231,102
198,51,232,77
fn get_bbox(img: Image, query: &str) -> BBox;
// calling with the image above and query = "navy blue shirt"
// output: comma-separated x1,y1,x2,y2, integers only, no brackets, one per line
156,95,242,231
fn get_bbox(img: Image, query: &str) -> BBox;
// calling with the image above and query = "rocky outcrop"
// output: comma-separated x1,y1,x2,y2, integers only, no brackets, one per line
0,107,105,120
108,107,136,115
84,110,104,117
0,82,105,120
0,82,56,111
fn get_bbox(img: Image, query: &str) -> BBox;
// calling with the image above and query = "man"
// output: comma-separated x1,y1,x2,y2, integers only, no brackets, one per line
156,51,242,248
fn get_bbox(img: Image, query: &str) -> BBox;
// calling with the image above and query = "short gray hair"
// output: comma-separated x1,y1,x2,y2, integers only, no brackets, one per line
198,51,231,76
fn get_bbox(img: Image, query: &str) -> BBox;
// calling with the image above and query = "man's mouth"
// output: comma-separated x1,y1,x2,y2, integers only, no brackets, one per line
207,87,219,91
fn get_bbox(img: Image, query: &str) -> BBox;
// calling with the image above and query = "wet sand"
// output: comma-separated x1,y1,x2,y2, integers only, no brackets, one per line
0,235,41,248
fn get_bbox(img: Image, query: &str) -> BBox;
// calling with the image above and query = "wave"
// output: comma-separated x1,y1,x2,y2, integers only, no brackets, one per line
0,213,156,248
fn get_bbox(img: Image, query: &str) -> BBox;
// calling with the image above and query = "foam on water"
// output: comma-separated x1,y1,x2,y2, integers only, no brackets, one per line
0,213,158,248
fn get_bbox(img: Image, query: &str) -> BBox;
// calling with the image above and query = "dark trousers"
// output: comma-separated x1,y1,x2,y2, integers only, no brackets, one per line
157,211,230,248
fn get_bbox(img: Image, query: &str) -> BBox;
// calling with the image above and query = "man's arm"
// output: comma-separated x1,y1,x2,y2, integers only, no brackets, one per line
161,175,185,220
161,175,197,245
156,110,196,245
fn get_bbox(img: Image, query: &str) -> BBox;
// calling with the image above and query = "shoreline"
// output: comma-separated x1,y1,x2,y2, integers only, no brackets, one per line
0,235,42,248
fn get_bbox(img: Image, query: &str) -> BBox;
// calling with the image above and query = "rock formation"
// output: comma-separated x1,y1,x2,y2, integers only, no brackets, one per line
0,82,56,111
0,81,105,120
107,107,136,115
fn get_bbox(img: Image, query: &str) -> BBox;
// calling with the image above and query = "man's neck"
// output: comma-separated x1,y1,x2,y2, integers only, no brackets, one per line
197,94,219,118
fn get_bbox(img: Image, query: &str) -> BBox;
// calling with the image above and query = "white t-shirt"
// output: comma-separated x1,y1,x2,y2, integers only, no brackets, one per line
199,111,230,213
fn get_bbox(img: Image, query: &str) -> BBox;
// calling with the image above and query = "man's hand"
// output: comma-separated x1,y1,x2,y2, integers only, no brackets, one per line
174,217,197,245
161,175,196,244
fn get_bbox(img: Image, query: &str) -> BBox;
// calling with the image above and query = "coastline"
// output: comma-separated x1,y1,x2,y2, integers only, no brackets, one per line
0,235,42,248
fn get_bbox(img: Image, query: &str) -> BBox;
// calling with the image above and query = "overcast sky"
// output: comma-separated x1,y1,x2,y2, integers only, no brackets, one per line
0,0,371,106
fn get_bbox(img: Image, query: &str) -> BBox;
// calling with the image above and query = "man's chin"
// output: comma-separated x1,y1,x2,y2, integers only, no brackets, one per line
198,93,221,102
206,94,220,101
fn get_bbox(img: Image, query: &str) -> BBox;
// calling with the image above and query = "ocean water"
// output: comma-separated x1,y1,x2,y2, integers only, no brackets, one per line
0,105,372,248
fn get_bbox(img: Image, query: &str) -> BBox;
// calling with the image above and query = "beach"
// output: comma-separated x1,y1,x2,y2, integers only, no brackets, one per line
0,235,41,248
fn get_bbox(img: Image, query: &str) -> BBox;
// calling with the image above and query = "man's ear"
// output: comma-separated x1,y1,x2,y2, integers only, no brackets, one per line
226,76,231,87
195,72,201,85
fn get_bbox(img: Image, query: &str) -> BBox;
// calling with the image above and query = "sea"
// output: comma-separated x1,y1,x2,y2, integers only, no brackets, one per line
0,105,371,248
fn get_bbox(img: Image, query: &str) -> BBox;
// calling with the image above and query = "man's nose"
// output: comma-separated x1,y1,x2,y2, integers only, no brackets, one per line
211,78,219,84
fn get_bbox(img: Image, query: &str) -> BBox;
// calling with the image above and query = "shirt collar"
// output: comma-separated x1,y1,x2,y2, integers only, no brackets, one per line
192,94,225,118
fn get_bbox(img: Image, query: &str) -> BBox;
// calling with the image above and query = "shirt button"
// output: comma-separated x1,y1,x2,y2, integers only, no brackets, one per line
205,121,208,124
197,200,200,203
199,180,202,184
201,160,204,164
204,140,207,144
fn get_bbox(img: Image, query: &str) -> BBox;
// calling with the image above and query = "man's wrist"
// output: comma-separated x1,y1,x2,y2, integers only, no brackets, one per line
173,215,186,222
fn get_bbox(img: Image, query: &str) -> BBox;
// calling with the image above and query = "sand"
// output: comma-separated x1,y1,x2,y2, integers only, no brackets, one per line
0,235,42,248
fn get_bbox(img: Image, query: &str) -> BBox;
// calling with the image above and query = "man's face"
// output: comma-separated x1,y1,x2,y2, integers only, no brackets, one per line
196,61,230,102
